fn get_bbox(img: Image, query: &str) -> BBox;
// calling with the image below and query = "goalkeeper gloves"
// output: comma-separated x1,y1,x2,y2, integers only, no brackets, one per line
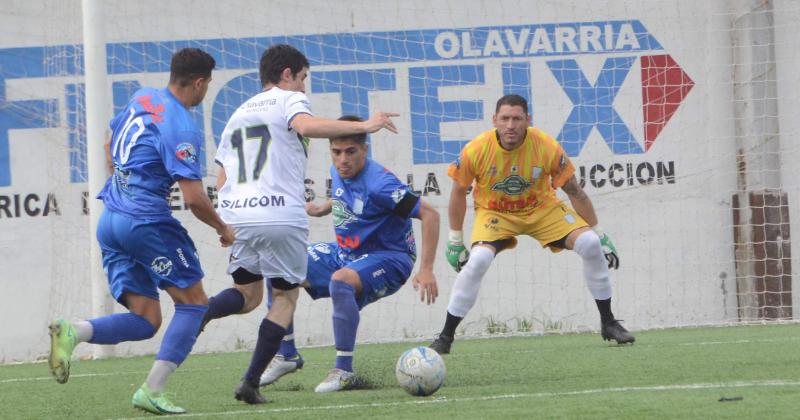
445,230,470,272
593,226,619,270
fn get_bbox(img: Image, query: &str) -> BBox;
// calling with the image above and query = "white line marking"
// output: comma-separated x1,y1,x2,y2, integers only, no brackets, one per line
679,336,800,346
110,379,800,420
4,334,800,383
0,367,224,384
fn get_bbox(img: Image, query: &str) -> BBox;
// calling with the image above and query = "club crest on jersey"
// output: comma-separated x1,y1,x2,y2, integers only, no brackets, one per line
175,143,197,163
151,256,173,276
332,199,357,229
491,175,531,195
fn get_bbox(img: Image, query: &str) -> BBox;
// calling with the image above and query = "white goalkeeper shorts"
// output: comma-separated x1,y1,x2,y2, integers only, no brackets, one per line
227,224,308,284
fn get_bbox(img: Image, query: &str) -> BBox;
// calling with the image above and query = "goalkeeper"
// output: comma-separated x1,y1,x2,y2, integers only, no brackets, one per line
429,94,634,355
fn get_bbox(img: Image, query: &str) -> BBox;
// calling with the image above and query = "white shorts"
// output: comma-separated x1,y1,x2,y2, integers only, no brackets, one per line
227,224,308,284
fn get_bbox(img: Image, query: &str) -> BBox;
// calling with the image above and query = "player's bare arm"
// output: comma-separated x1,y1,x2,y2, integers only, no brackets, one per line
178,178,235,246
448,182,469,231
561,175,598,227
412,199,440,304
216,166,227,192
104,136,113,175
305,199,332,217
290,112,399,139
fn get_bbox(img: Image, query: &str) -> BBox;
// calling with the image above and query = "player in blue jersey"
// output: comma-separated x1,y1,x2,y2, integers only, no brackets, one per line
47,48,234,415
256,115,441,392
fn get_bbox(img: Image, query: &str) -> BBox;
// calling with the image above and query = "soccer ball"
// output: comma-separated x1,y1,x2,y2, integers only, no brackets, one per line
395,346,446,396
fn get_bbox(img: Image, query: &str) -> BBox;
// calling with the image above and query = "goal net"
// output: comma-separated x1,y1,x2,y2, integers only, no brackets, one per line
0,0,798,362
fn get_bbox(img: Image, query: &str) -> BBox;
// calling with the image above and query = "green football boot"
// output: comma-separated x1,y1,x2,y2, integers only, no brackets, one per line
132,384,187,415
48,319,77,384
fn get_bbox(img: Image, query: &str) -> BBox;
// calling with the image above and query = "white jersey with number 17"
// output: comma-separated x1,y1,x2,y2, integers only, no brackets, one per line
215,87,311,227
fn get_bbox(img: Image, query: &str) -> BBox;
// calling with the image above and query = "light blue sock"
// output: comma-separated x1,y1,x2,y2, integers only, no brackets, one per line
279,323,298,358
88,313,156,345
330,280,359,372
156,304,208,366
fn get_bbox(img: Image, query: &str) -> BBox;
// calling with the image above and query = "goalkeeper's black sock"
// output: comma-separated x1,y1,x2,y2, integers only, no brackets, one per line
441,312,463,338
595,298,614,324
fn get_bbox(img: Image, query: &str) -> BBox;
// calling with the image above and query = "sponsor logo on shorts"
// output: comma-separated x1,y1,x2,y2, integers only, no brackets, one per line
313,243,332,254
176,247,190,268
307,243,331,262
372,268,386,278
151,256,173,276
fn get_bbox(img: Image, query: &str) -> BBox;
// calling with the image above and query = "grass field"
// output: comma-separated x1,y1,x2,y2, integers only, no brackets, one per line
1,323,799,419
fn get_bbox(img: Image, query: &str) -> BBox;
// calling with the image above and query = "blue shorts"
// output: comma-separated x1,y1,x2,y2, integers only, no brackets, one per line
96,209,204,304
304,242,413,309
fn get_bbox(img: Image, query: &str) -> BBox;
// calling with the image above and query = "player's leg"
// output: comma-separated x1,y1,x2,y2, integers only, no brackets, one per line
562,226,634,344
257,281,304,386
48,291,160,384
49,209,160,384
260,242,339,386
235,224,307,404
124,217,208,414
429,243,500,354
202,268,263,330
131,281,208,415
315,267,361,393
203,227,266,330
236,280,298,404
431,210,518,354
315,252,413,392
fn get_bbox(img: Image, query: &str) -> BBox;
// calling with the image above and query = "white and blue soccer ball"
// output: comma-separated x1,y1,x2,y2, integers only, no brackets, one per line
395,346,446,396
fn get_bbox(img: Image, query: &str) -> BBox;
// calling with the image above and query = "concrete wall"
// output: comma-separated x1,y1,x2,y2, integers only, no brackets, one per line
1,0,795,362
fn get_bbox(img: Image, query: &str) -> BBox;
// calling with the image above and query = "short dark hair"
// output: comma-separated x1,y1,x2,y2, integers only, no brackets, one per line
330,115,367,144
495,94,529,114
169,48,216,87
259,44,310,87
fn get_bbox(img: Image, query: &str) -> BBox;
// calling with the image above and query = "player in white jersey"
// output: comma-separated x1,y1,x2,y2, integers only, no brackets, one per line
203,44,399,404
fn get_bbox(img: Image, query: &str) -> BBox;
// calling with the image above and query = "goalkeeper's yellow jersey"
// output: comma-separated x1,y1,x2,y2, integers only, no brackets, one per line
447,127,575,214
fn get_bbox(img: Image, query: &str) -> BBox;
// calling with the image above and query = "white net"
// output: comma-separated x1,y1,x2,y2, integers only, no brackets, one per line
0,0,799,362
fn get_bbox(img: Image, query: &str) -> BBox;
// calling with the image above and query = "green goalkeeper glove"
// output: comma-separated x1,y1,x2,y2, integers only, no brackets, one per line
593,226,619,270
445,230,470,272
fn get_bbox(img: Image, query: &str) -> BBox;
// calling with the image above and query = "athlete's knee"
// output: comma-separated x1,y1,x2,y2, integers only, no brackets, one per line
235,282,264,313
462,245,495,277
167,281,209,305
330,268,362,295
125,295,163,331
271,279,300,306
573,230,602,259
